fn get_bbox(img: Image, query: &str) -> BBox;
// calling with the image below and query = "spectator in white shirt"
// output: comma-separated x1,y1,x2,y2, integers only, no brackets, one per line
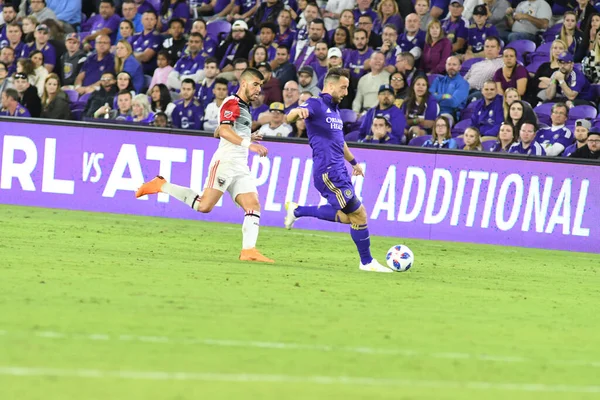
258,102,293,137
202,77,229,132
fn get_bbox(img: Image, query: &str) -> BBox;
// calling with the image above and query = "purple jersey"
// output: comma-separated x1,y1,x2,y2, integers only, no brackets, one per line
236,0,256,14
470,95,504,136
556,69,590,100
174,51,206,75
87,14,121,44
562,143,578,157
0,103,31,117
373,14,403,35
172,98,204,130
131,31,162,74
508,141,547,156
536,126,575,150
276,28,296,50
467,23,499,53
398,30,426,54
401,96,439,133
344,48,374,82
353,9,378,25
21,42,57,68
81,53,115,87
442,17,468,45
195,78,216,109
311,62,328,80
228,82,239,95
301,93,346,174
204,36,217,57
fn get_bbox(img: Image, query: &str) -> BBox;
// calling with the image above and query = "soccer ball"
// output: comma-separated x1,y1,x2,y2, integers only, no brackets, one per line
385,245,414,272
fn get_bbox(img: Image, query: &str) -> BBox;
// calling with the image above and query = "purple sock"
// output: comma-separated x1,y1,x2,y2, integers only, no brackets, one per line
351,224,373,265
294,205,338,222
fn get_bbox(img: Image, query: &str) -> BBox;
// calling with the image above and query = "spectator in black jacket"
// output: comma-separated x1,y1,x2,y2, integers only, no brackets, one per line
252,0,284,31
84,71,118,118
41,73,72,120
216,20,256,73
13,72,42,117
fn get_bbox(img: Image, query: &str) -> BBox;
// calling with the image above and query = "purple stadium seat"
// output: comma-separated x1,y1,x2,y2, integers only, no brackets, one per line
568,105,597,121
206,20,231,41
452,118,471,136
535,42,552,54
508,40,536,59
460,57,483,76
76,92,92,108
454,137,465,149
526,60,545,75
64,89,79,104
408,135,431,146
593,118,600,128
482,141,497,151
345,130,360,142
340,109,357,123
147,0,161,12
534,103,555,118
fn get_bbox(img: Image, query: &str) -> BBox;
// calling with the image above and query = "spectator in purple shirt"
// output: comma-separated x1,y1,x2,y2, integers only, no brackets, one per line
251,23,278,62
82,0,121,49
0,4,18,47
380,24,403,74
4,23,25,63
21,24,56,73
158,0,190,32
345,29,374,83
464,5,499,59
398,14,426,60
354,0,379,27
0,47,16,77
253,0,284,31
470,80,504,136
227,0,260,24
167,32,207,90
546,51,592,105
442,0,468,53
508,121,547,156
197,0,236,21
132,10,162,75
358,14,383,49
190,19,217,57
493,47,528,97
275,9,296,49
74,34,115,95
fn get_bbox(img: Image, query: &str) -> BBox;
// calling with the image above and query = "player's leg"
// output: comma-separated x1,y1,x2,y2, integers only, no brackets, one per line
231,177,274,263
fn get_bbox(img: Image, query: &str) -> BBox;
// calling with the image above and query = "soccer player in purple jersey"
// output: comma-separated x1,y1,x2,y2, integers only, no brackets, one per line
285,68,392,273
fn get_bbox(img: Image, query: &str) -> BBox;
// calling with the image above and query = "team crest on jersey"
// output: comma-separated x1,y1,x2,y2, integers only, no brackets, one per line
344,189,353,198
218,178,225,187
224,110,233,118
100,66,105,71
554,134,559,139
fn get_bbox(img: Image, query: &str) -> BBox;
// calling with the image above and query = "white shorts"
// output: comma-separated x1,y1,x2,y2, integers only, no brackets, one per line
204,159,257,200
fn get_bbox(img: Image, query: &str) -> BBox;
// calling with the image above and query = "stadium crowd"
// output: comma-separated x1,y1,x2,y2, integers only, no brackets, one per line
0,0,599,159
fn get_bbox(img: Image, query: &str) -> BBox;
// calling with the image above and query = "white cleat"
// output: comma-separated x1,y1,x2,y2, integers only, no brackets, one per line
284,202,298,230
359,259,394,273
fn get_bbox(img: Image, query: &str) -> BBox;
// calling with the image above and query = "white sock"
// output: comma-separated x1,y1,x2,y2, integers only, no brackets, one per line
242,210,260,249
161,182,202,210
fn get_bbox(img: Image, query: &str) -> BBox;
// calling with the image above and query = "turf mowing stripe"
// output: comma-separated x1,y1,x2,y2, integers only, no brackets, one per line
1,366,600,393
4,330,600,368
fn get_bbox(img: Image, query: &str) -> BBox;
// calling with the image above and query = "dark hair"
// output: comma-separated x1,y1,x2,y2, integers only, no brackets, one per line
1,46,15,55
100,0,114,6
4,88,19,102
310,18,326,30
17,57,35,76
192,18,206,28
581,13,600,54
259,22,277,35
120,19,134,32
205,56,218,67
153,112,169,127
484,36,502,48
117,89,132,98
507,100,538,137
502,47,518,80
330,26,352,49
240,68,265,82
404,75,431,119
233,58,249,68
373,115,391,127
276,45,290,54
150,83,172,112
169,18,185,29
142,9,157,18
358,14,374,23
161,0,186,17
553,102,569,117
29,49,44,64
7,22,23,34
157,49,171,62
354,28,368,37
214,77,229,87
189,31,204,41
116,71,135,92
3,4,16,12
250,45,269,67
324,67,350,85
383,23,398,34
181,78,196,88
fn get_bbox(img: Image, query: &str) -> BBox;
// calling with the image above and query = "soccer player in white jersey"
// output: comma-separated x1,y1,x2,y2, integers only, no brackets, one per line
135,68,274,263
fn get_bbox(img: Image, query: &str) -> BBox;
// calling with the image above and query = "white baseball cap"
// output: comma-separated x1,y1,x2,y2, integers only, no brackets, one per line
328,47,343,58
232,20,248,31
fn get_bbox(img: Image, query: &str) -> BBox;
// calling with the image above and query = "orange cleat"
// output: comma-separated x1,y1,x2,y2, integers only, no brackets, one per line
135,175,166,198
239,248,275,263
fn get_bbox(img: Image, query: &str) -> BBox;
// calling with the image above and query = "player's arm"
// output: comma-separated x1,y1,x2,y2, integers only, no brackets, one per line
218,123,268,156
343,142,364,177
287,107,309,123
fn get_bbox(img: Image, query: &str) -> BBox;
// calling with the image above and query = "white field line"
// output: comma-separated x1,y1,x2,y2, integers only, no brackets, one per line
3,330,600,369
1,366,600,393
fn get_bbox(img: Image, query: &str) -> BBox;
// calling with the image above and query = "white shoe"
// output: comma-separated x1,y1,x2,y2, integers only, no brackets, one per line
284,202,298,230
359,259,394,273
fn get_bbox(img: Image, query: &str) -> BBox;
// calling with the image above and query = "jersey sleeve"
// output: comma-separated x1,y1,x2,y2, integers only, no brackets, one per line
219,98,241,125
299,98,317,120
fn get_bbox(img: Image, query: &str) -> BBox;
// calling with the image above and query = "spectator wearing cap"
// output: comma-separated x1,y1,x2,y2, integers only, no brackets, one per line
398,14,426,61
258,102,294,137
60,33,86,88
353,52,390,114
0,62,13,96
216,20,256,73
118,0,144,41
505,0,551,43
470,80,504,136
464,5,499,60
380,24,402,74
421,19,452,75
275,9,296,50
535,102,575,156
443,0,468,53
345,29,374,83
0,88,31,117
546,51,591,104
570,129,600,159
509,121,546,155
74,34,115,95
257,61,282,105
81,0,121,49
563,119,591,157
13,72,41,117
202,77,230,132
253,0,285,30
310,41,330,80
430,56,469,120
21,24,56,73
316,47,344,88
167,32,206,91
359,84,408,144
361,115,395,144
297,65,320,96
131,10,162,75
272,46,296,88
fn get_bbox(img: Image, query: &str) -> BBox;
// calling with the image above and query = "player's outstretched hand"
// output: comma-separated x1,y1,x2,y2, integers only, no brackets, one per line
249,143,268,157
295,107,310,119
251,132,263,142
352,164,364,177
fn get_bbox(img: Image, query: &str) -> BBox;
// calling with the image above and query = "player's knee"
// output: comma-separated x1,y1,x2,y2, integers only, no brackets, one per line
348,206,367,225
336,211,351,224
197,203,214,213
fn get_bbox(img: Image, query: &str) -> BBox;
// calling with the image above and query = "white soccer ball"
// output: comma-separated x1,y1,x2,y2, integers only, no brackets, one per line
385,245,414,272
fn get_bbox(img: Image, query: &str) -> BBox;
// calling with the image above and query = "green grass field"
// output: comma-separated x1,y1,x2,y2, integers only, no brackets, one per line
1,204,600,399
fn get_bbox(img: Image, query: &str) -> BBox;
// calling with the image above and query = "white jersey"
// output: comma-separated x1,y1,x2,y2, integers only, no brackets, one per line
212,95,251,164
